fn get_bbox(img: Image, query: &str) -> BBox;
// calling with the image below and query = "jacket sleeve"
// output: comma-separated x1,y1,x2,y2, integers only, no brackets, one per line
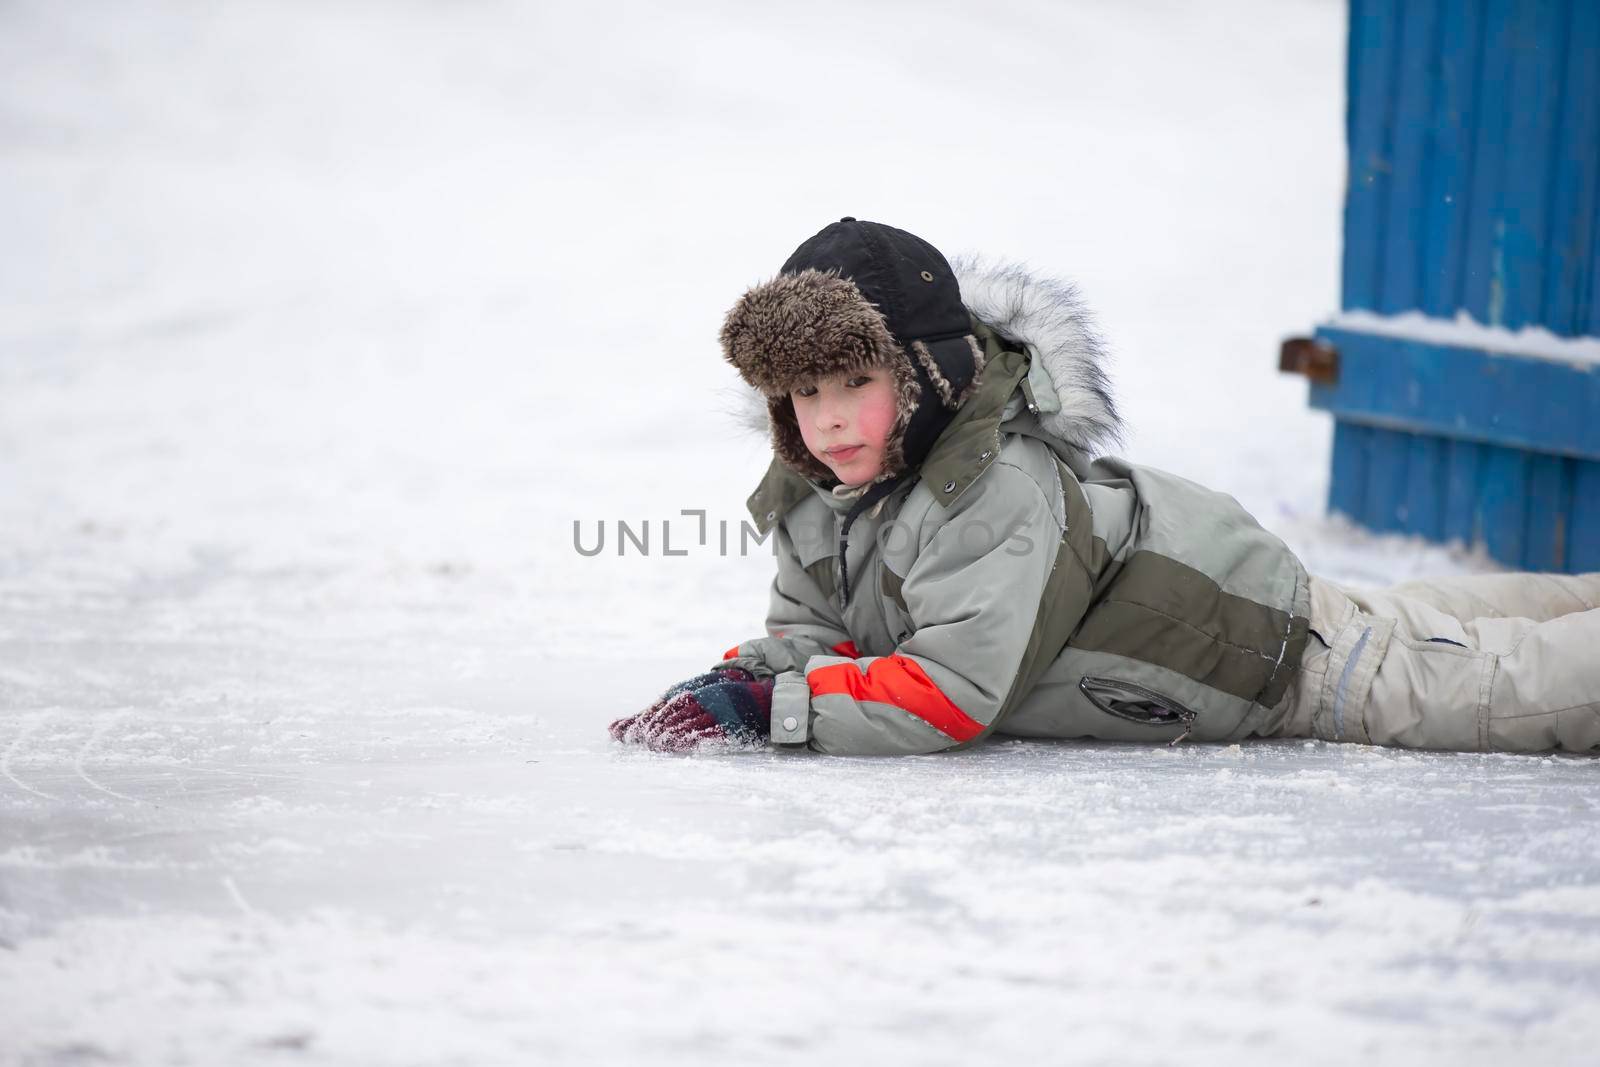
771,462,1073,755
712,520,862,680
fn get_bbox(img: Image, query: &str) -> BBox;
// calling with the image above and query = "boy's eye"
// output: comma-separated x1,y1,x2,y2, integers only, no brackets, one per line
794,385,818,399
846,375,872,388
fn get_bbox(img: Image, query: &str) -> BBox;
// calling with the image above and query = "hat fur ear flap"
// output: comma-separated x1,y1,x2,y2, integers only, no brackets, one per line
907,336,988,412
874,355,920,481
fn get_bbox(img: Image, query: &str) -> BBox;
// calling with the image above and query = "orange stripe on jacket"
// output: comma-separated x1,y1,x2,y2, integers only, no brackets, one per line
722,632,793,660
830,640,861,659
808,655,984,743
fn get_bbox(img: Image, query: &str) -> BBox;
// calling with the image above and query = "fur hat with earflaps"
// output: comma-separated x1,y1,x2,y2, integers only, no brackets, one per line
720,218,987,487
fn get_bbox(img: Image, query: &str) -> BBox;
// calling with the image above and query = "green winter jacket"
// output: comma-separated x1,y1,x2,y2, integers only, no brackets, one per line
718,262,1312,755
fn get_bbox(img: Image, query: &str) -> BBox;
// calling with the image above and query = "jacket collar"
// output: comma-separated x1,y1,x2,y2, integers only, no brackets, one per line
744,323,1030,534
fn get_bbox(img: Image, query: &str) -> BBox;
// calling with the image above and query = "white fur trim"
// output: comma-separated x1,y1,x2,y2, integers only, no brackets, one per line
722,382,772,438
952,254,1123,452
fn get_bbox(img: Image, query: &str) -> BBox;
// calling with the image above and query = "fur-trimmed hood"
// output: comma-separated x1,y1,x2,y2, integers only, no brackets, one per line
728,256,1122,479
949,255,1121,455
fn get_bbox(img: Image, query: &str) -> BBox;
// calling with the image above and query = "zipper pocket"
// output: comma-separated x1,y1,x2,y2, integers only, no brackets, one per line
1079,676,1198,746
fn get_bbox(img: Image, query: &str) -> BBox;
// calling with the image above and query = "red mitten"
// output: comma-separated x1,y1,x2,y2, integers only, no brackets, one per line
609,670,772,752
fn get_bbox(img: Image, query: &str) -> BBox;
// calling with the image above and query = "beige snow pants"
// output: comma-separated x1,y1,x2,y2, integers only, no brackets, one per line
1265,571,1600,753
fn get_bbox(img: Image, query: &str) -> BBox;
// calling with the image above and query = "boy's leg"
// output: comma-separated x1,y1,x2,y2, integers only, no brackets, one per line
1382,571,1600,625
1476,606,1600,751
1266,576,1600,753
1337,571,1600,649
1358,605,1600,752
1263,576,1376,742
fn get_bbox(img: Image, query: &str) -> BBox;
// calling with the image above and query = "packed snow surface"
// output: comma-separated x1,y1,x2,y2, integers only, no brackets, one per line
3,1,1597,1064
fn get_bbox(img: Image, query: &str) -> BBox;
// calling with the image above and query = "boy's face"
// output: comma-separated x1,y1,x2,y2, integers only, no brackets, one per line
790,366,898,486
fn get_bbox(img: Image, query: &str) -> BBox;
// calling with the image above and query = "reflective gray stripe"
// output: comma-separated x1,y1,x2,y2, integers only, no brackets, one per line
1332,626,1372,740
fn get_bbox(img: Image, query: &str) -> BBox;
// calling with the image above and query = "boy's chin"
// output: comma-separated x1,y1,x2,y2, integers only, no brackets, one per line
811,450,883,488
831,466,882,488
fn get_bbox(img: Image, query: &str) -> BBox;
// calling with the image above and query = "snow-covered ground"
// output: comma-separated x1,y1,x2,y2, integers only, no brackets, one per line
2,1,1596,1064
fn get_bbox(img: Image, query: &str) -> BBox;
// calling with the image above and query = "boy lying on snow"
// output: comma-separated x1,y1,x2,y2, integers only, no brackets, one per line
609,219,1600,756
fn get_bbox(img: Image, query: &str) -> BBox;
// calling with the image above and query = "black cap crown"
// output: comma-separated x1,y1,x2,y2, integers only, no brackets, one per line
781,218,973,352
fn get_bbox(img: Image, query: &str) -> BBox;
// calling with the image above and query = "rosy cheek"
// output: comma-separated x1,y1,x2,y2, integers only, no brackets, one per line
792,404,819,451
862,393,898,450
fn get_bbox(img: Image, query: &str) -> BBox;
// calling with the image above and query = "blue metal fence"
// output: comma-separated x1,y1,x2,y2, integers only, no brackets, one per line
1344,0,1599,332
1292,0,1600,572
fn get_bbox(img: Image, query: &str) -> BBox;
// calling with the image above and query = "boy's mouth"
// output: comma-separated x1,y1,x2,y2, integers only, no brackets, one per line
824,445,864,462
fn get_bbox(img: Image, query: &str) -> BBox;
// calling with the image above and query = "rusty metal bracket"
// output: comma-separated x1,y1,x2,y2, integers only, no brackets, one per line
1279,337,1340,384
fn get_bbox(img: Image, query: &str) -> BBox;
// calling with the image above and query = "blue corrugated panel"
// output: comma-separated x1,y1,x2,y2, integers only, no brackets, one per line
1522,453,1568,571
1329,421,1371,523
1550,0,1600,335
1322,416,1600,572
1442,439,1484,545
1494,0,1564,332
1477,445,1530,565
1405,434,1446,541
1420,3,1482,317
1571,464,1600,571
1378,1,1438,313
1343,0,1400,312
1343,0,1600,336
